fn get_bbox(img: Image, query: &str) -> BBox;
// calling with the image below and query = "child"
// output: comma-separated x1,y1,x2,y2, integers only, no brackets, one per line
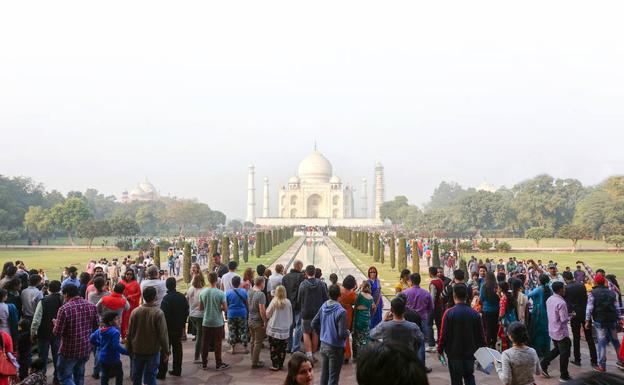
17,358,46,385
90,312,128,385
17,318,31,380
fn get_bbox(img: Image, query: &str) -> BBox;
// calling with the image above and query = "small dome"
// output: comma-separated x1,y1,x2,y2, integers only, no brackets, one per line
477,180,497,193
138,179,156,194
289,176,300,184
297,150,333,183
330,176,341,184
129,188,144,197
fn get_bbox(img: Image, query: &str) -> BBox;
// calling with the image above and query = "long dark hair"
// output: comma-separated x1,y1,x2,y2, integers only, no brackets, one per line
539,273,552,300
499,281,516,314
484,272,498,303
284,352,311,385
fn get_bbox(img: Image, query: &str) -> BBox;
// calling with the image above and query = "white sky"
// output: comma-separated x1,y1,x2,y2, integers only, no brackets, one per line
1,1,623,220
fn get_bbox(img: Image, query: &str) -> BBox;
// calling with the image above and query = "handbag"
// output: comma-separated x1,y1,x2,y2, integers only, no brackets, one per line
0,336,17,377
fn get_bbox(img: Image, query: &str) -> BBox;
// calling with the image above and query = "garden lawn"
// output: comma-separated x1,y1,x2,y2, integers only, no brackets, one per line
499,237,610,249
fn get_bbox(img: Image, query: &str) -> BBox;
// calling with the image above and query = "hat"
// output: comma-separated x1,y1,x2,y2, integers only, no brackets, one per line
595,274,606,286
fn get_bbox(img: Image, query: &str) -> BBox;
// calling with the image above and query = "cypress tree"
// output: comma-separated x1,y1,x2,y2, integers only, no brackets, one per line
389,236,396,269
379,237,385,264
256,231,262,257
459,257,468,278
398,237,407,271
368,235,373,256
232,236,239,263
373,233,380,262
243,235,249,262
209,239,218,271
154,245,161,269
183,242,191,284
222,235,230,263
432,241,440,267
411,240,419,274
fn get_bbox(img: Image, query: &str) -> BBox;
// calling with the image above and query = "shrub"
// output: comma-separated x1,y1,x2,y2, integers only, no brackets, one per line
439,241,454,254
478,240,493,253
495,241,512,253
389,236,396,269
458,241,473,254
115,239,132,251
183,242,191,284
157,239,172,250
135,239,152,251
154,245,161,268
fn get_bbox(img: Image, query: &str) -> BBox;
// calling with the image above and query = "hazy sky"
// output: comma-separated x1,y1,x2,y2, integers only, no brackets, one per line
1,1,623,220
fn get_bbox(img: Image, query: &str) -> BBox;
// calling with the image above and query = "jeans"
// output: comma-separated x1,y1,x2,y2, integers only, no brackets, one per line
92,346,100,376
38,337,60,380
100,361,123,385
289,310,302,352
249,323,266,365
541,337,571,378
427,308,443,347
594,321,621,367
57,355,87,385
320,343,344,385
447,359,476,385
571,317,597,364
131,353,160,385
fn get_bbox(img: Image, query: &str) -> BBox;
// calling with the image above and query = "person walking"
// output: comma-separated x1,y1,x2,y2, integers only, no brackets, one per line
438,284,486,385
248,276,268,368
312,284,349,385
53,284,99,385
480,272,500,349
159,278,189,378
186,274,205,363
96,283,129,323
495,321,541,385
367,267,383,329
527,274,552,357
121,269,140,340
127,286,170,385
266,285,292,371
540,281,572,382
198,272,230,371
282,260,305,353
298,265,328,362
30,280,63,384
352,281,373,360
89,312,128,385
563,271,597,368
225,276,249,355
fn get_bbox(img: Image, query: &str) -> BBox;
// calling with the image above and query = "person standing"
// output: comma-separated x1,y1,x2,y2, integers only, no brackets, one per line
312,284,349,385
225,276,249,355
527,274,552,358
220,261,240,293
211,253,228,278
248,276,268,368
159,278,189,378
338,275,357,363
186,274,206,363
140,266,167,307
60,267,80,290
563,271,597,368
495,322,541,385
121,269,140,339
127,286,170,385
282,260,305,353
298,265,328,362
53,284,99,385
480,272,500,349
352,281,373,360
428,266,446,351
199,272,230,371
31,280,63,384
540,281,572,382
89,312,128,385
369,296,423,355
367,267,383,329
402,273,434,355
437,284,486,385
20,274,43,321
267,264,285,296
266,285,292,371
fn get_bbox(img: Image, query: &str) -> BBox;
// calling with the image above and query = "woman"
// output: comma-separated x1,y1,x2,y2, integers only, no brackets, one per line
121,269,141,339
367,266,383,329
78,272,91,299
527,274,552,357
498,281,518,350
0,328,15,385
495,321,541,385
37,269,48,283
480,272,500,348
352,281,373,359
241,268,254,291
511,278,528,324
339,275,357,363
266,285,292,371
186,273,205,362
283,352,313,385
394,269,411,294
0,289,18,342
226,276,249,355
190,262,202,278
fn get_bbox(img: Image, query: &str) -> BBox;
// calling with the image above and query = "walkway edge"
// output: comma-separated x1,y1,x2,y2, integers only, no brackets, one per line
269,236,306,271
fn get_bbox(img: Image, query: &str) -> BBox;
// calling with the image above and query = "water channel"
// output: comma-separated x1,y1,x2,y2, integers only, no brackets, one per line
293,237,344,281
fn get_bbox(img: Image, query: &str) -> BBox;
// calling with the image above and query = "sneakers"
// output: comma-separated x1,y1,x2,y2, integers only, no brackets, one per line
216,363,231,371
593,365,606,373
559,375,573,383
616,361,624,370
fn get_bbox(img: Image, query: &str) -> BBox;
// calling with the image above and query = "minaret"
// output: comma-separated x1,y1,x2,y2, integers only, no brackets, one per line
361,178,368,218
246,165,256,223
262,177,270,218
374,162,385,221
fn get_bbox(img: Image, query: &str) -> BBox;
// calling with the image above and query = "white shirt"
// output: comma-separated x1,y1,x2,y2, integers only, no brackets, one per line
221,271,240,292
140,278,167,307
267,273,284,294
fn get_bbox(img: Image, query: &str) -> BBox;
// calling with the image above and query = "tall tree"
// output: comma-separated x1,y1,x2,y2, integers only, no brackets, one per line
49,197,91,245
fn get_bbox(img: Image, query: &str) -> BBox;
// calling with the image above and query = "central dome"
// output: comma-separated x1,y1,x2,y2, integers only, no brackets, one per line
297,150,333,183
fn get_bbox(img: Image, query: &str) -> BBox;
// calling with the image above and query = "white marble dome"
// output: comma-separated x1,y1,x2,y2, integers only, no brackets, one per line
288,176,300,184
297,150,333,183
330,176,341,184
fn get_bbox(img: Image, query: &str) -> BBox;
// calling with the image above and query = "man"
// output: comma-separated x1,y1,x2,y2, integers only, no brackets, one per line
441,270,472,309
267,264,285,295
427,266,445,352
21,274,43,320
140,265,167,307
282,260,305,352
298,264,328,361
31,280,63,384
159,278,189,378
312,284,349,385
53,284,99,385
220,261,240,293
563,271,597,367
585,273,623,372
199,272,230,371
547,263,564,286
437,284,485,385
127,286,170,385
167,248,175,277
506,258,516,274
356,342,429,385
211,253,228,278
60,266,80,289
370,295,423,357
248,276,267,369
541,281,572,382
402,273,433,354
573,265,586,284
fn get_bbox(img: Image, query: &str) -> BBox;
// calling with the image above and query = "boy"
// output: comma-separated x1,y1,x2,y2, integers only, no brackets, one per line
90,312,129,385
17,318,32,380
17,358,46,385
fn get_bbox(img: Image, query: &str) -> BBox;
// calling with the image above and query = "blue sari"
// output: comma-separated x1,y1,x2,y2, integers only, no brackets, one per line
527,286,551,357
369,278,383,329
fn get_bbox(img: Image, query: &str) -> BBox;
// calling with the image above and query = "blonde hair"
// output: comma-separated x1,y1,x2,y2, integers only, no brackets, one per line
272,285,287,309
192,273,205,289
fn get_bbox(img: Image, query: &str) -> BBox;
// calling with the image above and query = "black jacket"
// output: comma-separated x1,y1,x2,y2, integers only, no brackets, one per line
564,282,587,319
592,285,618,323
298,278,328,320
438,303,485,360
282,269,305,311
37,292,63,339
161,290,189,336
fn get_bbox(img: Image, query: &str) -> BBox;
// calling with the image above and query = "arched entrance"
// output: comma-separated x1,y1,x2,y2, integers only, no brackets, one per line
306,194,322,218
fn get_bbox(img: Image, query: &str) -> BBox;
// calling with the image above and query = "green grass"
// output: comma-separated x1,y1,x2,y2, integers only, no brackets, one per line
9,237,119,246
499,238,610,249
235,236,300,274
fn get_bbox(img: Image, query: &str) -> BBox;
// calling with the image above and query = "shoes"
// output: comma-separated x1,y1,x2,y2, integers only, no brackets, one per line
559,375,573,382
617,361,624,370
252,361,265,369
540,361,550,378
216,363,231,371
570,359,581,366
193,358,202,364
168,371,181,376
425,346,437,353
425,367,433,374
593,365,606,373
344,359,350,364
269,366,280,371
201,364,208,370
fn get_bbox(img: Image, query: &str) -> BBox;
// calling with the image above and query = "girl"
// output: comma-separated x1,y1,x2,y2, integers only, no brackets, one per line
527,274,552,357
0,329,15,385
352,281,373,359
186,273,205,363
480,272,500,348
510,278,528,324
283,352,313,385
266,285,292,371
394,269,411,294
497,281,518,350
367,267,382,329
495,321,541,385
241,268,254,291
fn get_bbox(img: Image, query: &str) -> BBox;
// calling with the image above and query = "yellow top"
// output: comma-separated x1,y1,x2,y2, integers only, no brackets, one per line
395,280,409,293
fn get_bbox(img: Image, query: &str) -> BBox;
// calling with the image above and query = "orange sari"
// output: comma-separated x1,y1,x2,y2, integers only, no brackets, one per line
121,279,141,338
339,287,357,360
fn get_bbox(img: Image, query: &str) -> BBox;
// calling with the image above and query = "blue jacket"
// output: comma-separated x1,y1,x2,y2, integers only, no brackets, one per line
311,300,348,348
90,326,128,365
480,286,500,313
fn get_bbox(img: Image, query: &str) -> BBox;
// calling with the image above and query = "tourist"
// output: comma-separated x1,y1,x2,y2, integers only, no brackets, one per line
199,272,230,371
140,266,167,307
96,283,129,321
127,286,170,385
283,352,313,385
87,276,110,380
211,253,228,278
527,274,552,357
78,273,91,299
510,278,528,325
540,281,572,382
268,264,285,296
370,295,423,354
494,321,541,385
186,273,206,362
17,318,32,380
367,266,382,329
53,284,99,385
120,269,140,339
17,357,46,385
574,264,586,284
480,272,500,349
20,274,43,321
298,265,328,362
282,260,305,353
563,271,597,367
30,280,62,382
241,268,254,291
5,279,21,316
0,289,17,341
225,275,249,355
159,277,189,378
441,269,472,309
60,266,79,289
249,276,268,369
497,281,518,351
338,275,356,363
356,341,429,385
586,273,623,372
89,312,128,385
220,261,239,292
428,266,446,350
266,285,292,371
311,284,349,385
0,263,15,289
547,263,564,286
0,328,15,385
167,248,175,277
438,284,485,385
328,273,338,287
352,280,373,359
394,269,411,294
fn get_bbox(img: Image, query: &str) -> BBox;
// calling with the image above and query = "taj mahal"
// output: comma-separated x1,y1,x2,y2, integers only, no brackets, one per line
249,148,384,227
